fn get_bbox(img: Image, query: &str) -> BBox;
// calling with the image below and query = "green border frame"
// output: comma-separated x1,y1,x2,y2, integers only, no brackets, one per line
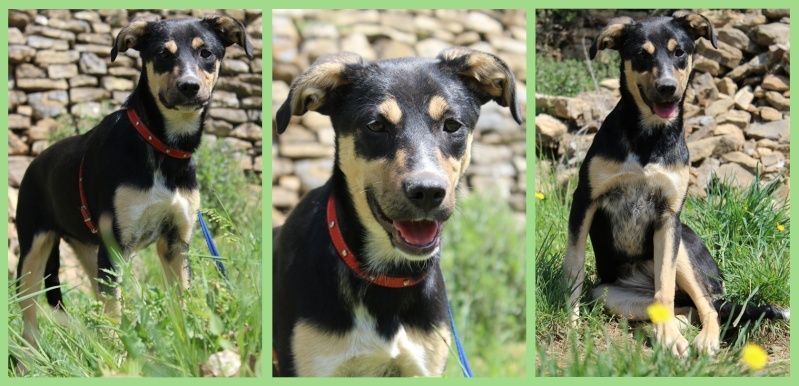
1,0,795,382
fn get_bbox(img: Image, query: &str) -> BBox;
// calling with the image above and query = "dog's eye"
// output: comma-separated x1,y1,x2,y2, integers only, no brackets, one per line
674,48,685,57
200,48,213,59
366,120,385,133
443,119,463,133
158,49,172,58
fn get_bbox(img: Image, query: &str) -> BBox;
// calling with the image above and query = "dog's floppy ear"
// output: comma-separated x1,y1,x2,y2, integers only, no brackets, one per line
437,47,522,124
673,11,718,49
589,16,634,59
274,52,364,134
203,15,253,59
111,20,149,62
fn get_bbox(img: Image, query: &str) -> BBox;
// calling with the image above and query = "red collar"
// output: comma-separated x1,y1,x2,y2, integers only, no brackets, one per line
78,156,98,234
326,194,428,288
127,108,193,159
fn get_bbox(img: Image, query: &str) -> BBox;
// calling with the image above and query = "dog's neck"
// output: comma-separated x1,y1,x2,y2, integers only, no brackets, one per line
124,71,206,153
330,166,437,280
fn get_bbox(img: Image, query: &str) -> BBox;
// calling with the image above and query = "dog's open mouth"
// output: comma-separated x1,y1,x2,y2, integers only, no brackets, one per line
366,191,442,257
159,93,208,111
638,85,679,119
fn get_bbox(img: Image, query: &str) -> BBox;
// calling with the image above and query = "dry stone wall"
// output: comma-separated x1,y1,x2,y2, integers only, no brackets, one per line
7,9,263,277
536,9,790,198
272,10,528,225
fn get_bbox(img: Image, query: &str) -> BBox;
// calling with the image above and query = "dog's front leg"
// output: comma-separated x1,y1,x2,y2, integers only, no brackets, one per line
156,234,190,289
97,246,121,320
564,187,596,325
652,216,690,357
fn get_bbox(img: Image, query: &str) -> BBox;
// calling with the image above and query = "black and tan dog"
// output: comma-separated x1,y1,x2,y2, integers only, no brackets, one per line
273,48,521,376
564,11,788,357
15,15,251,347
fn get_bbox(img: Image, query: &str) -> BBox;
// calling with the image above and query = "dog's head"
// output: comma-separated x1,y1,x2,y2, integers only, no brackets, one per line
590,12,717,127
112,16,252,112
275,48,521,261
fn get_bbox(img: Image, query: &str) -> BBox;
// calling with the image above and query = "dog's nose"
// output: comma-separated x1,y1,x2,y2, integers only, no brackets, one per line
177,79,200,98
655,78,677,98
403,174,447,212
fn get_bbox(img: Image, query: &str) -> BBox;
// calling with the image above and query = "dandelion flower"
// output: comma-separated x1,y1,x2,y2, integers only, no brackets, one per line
647,303,672,324
535,192,545,200
741,343,768,370
777,224,785,232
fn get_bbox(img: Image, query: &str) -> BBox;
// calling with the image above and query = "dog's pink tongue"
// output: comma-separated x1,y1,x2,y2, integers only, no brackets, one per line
653,103,677,118
394,220,439,246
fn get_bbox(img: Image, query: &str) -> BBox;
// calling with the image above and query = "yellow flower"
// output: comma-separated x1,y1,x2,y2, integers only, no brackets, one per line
741,343,768,370
535,192,545,200
647,303,672,324
776,224,785,232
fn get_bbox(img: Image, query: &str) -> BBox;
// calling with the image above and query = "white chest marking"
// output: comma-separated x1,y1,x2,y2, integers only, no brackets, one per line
113,172,200,249
291,306,449,377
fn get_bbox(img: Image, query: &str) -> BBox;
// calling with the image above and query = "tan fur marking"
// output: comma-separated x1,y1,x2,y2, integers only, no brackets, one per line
377,98,402,125
427,95,449,121
587,156,688,209
643,41,655,55
667,38,678,52
164,40,177,54
19,232,58,346
675,242,720,355
192,36,204,49
65,238,100,296
565,203,597,324
596,17,634,51
652,217,690,356
674,55,693,98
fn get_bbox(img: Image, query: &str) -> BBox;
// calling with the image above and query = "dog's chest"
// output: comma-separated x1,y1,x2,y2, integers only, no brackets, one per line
113,172,200,249
291,306,450,377
590,154,687,256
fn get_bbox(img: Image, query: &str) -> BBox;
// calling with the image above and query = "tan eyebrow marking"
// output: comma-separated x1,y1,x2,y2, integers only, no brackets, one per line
192,37,204,49
428,95,449,121
642,40,655,55
378,97,402,125
667,38,678,51
164,40,177,54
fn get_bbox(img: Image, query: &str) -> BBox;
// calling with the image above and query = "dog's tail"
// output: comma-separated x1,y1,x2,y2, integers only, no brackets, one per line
713,299,789,325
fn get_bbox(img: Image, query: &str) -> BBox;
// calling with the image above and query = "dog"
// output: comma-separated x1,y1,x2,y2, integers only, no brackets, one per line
563,11,789,357
15,15,252,347
272,48,522,376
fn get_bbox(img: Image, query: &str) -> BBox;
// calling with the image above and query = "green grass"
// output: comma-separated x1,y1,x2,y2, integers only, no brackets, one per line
535,162,790,376
441,192,526,377
535,53,618,97
8,140,262,377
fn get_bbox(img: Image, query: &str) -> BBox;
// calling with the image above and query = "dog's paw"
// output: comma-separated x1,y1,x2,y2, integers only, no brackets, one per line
654,321,690,357
693,327,720,356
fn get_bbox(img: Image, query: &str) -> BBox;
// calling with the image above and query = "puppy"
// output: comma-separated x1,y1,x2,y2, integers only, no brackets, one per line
15,15,252,347
564,11,788,357
273,48,522,376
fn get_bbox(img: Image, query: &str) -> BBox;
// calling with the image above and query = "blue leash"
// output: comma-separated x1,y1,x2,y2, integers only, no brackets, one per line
197,211,227,278
447,300,473,377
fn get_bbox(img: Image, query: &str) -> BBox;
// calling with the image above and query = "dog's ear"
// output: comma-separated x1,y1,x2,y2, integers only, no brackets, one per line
274,52,364,134
589,16,634,59
673,11,718,49
437,47,522,124
111,20,149,62
203,15,253,59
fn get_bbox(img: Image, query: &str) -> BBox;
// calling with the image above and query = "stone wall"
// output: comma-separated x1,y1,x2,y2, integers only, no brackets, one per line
535,9,790,198
7,9,262,277
271,10,528,225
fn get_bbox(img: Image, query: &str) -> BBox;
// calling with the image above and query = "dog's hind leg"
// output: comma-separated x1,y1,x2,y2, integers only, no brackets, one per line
592,284,653,321
44,242,63,310
17,231,57,347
